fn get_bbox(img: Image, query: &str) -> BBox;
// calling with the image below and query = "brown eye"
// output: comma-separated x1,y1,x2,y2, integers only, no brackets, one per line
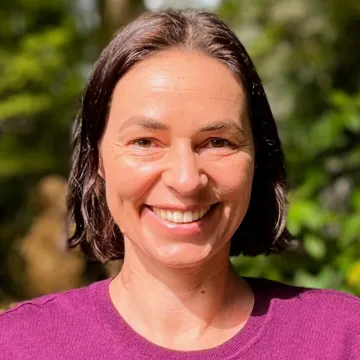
207,138,233,148
133,138,153,148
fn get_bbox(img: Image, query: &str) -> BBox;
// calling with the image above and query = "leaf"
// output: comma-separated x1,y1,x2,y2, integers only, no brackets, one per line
347,260,360,288
303,234,326,259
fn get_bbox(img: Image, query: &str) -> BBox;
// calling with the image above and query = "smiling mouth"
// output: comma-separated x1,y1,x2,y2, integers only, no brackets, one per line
147,204,218,224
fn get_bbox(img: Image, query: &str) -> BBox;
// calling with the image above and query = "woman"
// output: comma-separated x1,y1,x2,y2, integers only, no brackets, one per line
1,9,359,360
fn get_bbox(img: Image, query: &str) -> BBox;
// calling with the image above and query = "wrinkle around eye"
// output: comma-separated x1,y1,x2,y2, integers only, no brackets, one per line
109,141,166,161
108,142,130,159
198,140,254,159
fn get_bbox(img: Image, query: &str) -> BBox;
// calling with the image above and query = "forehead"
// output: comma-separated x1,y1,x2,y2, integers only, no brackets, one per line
110,49,246,124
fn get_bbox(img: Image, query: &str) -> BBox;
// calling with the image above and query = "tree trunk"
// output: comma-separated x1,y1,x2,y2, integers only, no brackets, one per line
97,0,145,45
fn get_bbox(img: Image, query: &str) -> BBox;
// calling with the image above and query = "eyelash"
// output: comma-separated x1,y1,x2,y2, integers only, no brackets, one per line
204,138,238,149
130,137,238,149
130,138,155,148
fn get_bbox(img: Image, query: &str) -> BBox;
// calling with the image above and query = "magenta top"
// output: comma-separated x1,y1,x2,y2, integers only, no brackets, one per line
0,277,359,359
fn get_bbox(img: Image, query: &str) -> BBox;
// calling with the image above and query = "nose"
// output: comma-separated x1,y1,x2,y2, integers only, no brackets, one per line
162,143,208,195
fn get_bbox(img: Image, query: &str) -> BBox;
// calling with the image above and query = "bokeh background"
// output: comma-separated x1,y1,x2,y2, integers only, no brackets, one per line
1,0,359,310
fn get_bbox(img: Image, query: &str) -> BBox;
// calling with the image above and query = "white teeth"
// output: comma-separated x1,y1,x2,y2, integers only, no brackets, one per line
166,211,173,222
173,211,182,223
183,211,193,223
152,206,211,223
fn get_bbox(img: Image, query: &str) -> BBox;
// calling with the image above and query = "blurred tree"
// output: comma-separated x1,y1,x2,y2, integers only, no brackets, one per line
98,0,144,44
0,0,94,297
15,175,86,298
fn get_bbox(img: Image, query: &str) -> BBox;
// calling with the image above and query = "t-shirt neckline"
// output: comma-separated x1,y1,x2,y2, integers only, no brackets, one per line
93,276,271,360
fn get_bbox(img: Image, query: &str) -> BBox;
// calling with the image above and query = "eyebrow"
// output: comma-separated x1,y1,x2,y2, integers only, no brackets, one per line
199,120,244,133
118,117,243,133
118,117,169,132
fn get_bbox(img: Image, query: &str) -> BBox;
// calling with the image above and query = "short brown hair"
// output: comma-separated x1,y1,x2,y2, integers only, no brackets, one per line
67,9,291,262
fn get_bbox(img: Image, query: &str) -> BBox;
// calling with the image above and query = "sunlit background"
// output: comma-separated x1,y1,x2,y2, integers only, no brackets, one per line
1,0,359,310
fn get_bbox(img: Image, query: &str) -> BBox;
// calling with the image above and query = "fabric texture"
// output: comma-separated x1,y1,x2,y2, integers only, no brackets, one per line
0,276,359,359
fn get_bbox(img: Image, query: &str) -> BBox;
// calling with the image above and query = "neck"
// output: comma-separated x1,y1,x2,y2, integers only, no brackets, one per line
109,240,254,350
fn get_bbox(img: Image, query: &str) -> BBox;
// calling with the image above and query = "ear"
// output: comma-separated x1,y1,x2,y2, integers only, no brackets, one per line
98,153,105,179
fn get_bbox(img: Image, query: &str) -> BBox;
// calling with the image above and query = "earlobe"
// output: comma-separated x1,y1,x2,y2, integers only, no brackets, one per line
98,168,104,179
98,156,105,179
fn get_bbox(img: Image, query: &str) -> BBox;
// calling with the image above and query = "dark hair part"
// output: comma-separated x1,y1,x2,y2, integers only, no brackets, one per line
67,9,291,262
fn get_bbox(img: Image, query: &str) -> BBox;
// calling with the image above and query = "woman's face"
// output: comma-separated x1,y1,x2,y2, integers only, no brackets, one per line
99,49,254,267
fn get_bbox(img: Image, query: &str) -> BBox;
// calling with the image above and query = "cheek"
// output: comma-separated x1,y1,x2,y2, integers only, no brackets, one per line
102,155,163,233
206,154,254,201
217,159,254,235
102,152,162,205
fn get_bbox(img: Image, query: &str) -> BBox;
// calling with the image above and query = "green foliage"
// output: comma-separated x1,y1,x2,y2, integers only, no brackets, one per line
220,0,360,295
0,0,91,293
0,0,359,298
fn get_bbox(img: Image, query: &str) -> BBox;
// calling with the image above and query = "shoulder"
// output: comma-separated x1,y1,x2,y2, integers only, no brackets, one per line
249,276,359,310
0,279,113,359
0,280,106,342
247,276,359,334
0,284,89,321
243,277,360,358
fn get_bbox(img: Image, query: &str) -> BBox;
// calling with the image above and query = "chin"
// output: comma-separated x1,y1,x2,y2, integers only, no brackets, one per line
151,242,215,268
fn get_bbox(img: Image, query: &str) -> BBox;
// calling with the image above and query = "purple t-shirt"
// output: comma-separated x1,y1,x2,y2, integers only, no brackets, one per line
0,277,359,359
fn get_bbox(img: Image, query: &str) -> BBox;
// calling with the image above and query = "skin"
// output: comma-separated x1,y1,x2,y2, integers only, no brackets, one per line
99,49,256,351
